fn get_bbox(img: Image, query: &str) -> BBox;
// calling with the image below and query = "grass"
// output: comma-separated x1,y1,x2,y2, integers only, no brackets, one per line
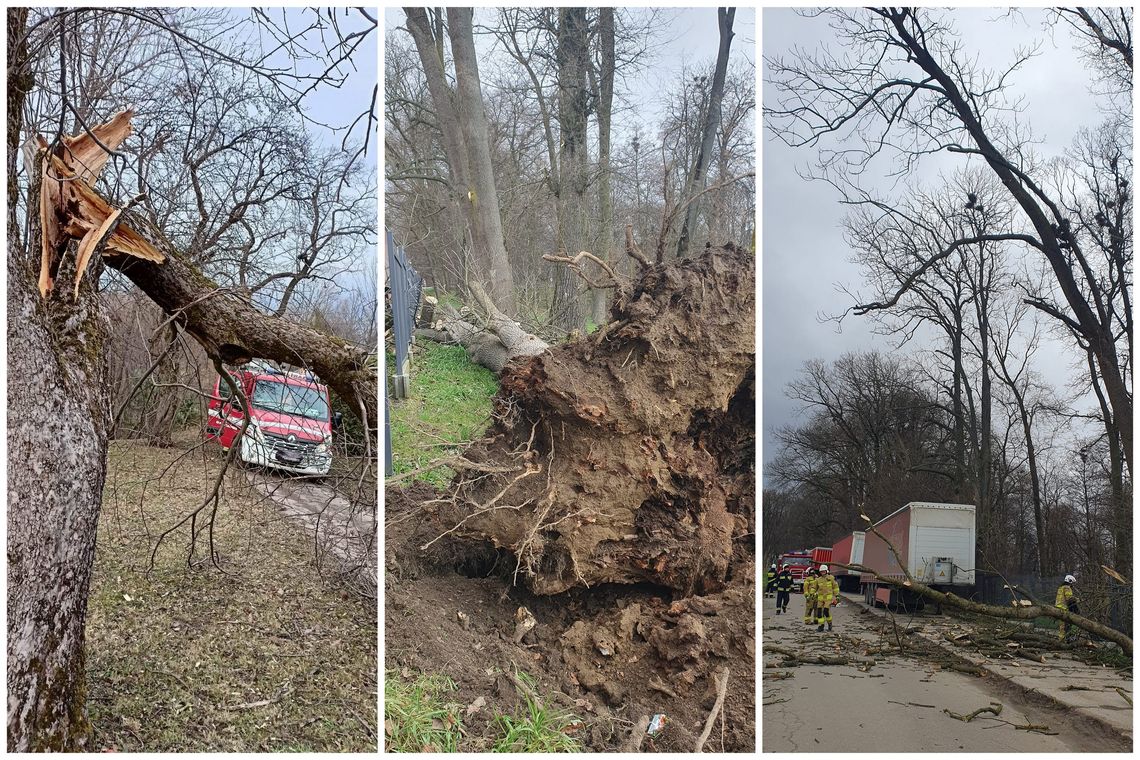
490,672,582,753
87,436,377,751
388,339,498,488
383,672,463,752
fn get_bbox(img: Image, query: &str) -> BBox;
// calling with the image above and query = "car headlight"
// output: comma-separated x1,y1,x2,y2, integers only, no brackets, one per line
245,421,265,443
316,441,330,454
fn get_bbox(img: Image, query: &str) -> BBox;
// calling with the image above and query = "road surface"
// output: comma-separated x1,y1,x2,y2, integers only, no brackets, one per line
246,469,377,594
762,591,1129,752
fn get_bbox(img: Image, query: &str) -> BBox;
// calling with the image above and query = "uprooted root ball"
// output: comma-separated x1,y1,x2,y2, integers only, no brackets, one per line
428,244,755,595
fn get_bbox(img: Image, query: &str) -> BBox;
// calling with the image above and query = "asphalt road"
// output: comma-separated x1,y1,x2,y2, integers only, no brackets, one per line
761,591,1116,752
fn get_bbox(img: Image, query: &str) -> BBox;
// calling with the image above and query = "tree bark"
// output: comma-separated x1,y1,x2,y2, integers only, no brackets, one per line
591,8,616,328
8,10,105,749
675,8,734,259
417,283,549,373
445,8,517,315
550,7,589,334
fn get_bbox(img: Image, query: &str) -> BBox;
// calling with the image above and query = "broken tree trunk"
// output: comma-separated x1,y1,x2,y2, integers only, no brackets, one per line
429,243,755,595
416,281,549,373
7,99,375,750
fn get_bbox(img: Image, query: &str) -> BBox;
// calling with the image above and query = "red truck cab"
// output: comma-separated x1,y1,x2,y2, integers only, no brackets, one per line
778,551,813,592
205,360,336,477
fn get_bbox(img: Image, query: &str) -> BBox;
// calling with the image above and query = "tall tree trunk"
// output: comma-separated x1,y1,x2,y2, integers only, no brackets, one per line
590,8,615,328
551,7,589,334
7,10,105,749
405,8,517,315
675,7,734,259
445,8,516,315
1087,350,1130,576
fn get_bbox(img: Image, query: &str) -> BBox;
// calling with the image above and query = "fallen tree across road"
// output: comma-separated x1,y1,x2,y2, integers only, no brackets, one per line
833,518,1133,656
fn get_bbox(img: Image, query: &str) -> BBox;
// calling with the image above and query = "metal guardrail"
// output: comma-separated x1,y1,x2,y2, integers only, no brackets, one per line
385,230,423,477
386,230,422,399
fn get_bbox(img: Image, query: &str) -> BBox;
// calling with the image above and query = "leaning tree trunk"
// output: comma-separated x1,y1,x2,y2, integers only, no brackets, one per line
6,100,376,749
432,244,755,595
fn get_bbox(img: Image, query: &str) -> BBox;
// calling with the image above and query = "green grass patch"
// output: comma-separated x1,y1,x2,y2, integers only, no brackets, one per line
384,672,463,752
491,673,582,753
388,340,498,487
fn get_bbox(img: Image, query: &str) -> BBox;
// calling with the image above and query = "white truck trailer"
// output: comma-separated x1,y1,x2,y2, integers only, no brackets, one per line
859,502,976,609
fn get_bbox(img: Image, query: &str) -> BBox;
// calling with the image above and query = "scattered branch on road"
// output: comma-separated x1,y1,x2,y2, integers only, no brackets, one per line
944,702,1002,722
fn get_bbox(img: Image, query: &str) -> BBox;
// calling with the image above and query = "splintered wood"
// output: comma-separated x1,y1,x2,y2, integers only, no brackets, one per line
36,109,164,299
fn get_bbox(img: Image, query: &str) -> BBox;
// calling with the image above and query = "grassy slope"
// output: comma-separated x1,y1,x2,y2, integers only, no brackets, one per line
87,438,377,751
387,339,498,488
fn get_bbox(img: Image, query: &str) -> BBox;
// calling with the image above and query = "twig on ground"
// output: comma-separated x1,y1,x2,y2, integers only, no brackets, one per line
694,667,729,752
623,715,651,752
943,702,1002,722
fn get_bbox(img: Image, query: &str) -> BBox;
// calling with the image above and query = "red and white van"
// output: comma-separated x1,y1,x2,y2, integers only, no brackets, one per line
205,360,338,477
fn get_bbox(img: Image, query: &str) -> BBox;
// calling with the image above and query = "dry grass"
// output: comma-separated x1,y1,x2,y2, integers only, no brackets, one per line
86,436,377,751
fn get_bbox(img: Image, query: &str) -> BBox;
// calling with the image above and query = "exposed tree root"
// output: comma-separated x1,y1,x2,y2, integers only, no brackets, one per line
425,244,755,595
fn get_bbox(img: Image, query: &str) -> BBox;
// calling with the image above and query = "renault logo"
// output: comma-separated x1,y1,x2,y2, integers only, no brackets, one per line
288,434,296,443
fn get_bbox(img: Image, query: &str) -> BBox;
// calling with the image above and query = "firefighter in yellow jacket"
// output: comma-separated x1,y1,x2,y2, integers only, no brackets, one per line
803,568,819,624
815,564,840,632
1056,574,1079,641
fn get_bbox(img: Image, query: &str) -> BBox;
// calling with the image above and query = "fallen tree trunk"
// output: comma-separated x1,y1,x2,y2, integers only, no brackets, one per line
416,281,549,373
428,243,755,595
835,518,1133,655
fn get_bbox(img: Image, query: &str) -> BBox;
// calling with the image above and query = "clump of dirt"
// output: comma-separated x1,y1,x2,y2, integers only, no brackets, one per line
386,483,756,752
432,245,756,596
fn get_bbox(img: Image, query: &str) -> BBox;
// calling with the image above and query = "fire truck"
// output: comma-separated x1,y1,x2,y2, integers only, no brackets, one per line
205,360,340,477
778,550,813,592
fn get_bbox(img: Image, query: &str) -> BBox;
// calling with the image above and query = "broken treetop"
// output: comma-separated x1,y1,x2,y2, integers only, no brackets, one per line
37,109,164,300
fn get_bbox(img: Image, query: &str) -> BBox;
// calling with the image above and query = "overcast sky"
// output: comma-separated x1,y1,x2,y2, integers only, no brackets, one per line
761,8,1114,471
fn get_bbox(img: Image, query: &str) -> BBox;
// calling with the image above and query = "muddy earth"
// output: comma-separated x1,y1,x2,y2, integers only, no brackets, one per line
385,483,756,752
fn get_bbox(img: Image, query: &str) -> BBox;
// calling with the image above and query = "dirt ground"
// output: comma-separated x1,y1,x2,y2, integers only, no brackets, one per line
88,437,377,751
384,483,756,752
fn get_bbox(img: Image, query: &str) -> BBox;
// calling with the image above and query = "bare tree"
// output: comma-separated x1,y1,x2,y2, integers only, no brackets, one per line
767,6,1132,480
675,7,735,258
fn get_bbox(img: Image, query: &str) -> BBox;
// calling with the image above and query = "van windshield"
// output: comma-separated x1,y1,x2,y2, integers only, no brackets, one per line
252,380,329,421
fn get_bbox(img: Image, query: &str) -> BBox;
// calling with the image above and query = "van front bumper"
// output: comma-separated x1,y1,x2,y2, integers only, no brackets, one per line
239,435,332,476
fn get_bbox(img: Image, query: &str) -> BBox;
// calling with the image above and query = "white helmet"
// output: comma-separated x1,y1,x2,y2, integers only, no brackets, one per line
819,564,829,573
1065,574,1076,584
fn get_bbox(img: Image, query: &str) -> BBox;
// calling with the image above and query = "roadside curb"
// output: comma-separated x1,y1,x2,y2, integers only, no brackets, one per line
841,592,1133,742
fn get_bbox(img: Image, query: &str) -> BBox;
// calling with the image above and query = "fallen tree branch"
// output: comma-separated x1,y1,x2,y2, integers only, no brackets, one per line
834,517,1133,655
623,715,651,753
944,702,1002,722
